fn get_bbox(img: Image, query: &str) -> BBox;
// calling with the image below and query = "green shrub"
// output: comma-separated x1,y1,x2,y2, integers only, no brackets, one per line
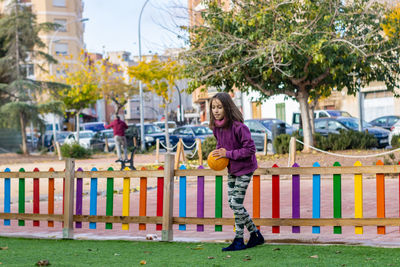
314,130,376,150
391,134,400,148
273,131,303,154
60,142,91,159
274,130,377,154
191,136,217,161
273,134,291,154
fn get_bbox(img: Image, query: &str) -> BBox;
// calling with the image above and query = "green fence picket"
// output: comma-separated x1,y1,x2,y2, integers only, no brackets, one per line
106,167,114,230
18,168,25,226
333,161,342,234
215,175,223,232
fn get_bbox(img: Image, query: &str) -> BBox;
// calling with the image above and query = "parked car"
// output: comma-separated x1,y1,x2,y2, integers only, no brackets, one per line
129,123,168,149
153,121,177,134
316,110,352,118
369,115,400,131
314,117,390,148
171,125,213,148
244,119,290,152
244,120,271,152
125,124,141,148
94,129,115,151
387,120,400,144
292,110,352,130
314,118,348,137
42,131,71,151
64,130,105,150
26,133,39,150
79,122,106,132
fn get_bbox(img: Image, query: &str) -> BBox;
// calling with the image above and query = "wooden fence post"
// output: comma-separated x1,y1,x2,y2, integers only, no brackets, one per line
104,138,109,152
63,158,75,239
197,138,203,166
155,139,160,164
288,137,296,167
174,138,182,170
263,133,268,156
180,139,187,164
162,153,175,241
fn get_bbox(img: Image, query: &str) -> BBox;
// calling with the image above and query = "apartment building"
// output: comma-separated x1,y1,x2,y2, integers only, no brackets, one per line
1,0,87,130
0,0,86,80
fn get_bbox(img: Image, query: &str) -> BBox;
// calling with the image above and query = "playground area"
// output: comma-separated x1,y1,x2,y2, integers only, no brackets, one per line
0,149,400,247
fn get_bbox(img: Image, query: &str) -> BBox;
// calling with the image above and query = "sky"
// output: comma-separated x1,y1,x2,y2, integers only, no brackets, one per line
82,0,188,57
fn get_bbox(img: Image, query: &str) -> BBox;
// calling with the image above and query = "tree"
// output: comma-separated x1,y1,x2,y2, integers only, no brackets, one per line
0,0,57,154
0,101,63,154
183,0,400,152
128,55,184,149
93,58,138,117
50,52,101,140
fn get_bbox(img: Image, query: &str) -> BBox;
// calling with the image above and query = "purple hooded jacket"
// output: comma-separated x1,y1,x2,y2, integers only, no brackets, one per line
213,121,258,176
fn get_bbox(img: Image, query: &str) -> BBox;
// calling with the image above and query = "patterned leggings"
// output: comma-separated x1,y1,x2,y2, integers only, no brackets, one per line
227,172,257,238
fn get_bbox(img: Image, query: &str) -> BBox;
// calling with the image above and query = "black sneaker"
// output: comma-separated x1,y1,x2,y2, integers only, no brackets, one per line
246,230,264,248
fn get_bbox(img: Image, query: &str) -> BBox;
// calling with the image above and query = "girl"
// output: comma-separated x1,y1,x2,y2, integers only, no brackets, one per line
210,92,264,251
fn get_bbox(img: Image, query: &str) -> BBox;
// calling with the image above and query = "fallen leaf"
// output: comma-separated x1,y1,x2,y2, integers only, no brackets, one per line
143,251,152,254
36,260,50,266
243,255,252,261
0,247,8,250
310,255,319,259
208,256,215,259
273,248,280,251
140,260,146,265
191,247,204,250
335,251,341,254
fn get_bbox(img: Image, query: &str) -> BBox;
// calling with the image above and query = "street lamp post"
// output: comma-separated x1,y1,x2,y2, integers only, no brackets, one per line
48,17,88,147
138,0,150,151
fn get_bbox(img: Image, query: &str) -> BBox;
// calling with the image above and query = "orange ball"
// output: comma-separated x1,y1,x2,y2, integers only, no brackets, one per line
207,150,229,171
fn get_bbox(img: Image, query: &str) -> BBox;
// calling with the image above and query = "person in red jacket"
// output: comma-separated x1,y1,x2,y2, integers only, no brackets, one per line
105,115,128,161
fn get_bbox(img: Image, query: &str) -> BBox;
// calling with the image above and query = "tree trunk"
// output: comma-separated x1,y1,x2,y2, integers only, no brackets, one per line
19,111,28,155
297,91,313,153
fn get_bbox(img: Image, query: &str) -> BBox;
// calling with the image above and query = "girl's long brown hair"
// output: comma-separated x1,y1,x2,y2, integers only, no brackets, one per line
209,92,243,130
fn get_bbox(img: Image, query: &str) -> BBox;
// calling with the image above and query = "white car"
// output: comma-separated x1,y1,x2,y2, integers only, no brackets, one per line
64,130,105,150
153,121,177,134
292,110,352,130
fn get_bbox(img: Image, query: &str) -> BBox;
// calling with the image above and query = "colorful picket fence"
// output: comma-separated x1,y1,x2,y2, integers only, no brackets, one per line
1,155,400,241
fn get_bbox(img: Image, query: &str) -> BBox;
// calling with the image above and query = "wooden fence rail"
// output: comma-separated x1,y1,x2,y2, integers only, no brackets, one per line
0,154,399,241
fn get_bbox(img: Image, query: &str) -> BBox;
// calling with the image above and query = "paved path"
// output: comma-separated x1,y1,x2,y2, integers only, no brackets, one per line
1,174,400,247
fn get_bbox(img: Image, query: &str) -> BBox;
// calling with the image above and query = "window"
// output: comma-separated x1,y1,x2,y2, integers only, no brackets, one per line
21,64,34,78
315,120,326,130
319,111,329,118
328,121,346,131
55,43,68,56
54,19,67,32
53,0,66,7
56,69,67,77
388,117,399,125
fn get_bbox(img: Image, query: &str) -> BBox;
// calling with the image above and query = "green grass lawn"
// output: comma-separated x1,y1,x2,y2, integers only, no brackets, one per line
0,236,400,266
